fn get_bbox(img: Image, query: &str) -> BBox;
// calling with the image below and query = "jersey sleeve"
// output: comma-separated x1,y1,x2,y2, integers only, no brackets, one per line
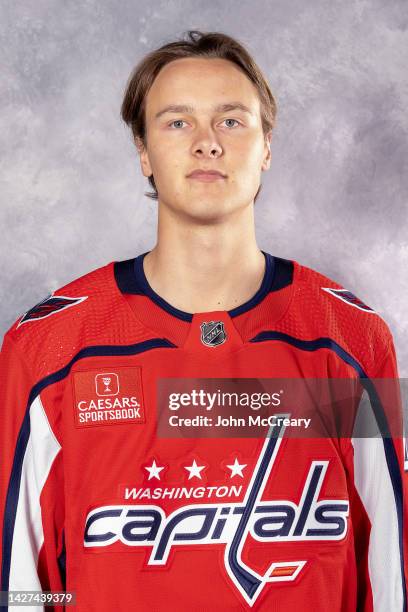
351,335,407,611
0,331,65,611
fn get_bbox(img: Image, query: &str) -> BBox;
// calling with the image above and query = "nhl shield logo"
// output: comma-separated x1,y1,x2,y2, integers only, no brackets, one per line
200,320,227,347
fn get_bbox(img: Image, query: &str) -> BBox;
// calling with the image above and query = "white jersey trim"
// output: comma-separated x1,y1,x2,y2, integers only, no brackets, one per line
8,394,62,603
352,433,403,610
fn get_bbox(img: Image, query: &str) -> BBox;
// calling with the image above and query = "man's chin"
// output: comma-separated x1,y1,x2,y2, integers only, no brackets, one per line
180,201,247,224
159,193,250,220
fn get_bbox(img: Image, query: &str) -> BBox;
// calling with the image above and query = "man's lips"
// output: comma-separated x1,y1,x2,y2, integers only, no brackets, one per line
187,169,227,181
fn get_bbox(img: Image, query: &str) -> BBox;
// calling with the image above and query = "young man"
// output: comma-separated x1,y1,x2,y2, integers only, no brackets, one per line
0,30,406,611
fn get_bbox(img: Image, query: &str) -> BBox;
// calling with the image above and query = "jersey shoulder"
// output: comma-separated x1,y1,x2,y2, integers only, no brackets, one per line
3,260,147,381
282,260,394,375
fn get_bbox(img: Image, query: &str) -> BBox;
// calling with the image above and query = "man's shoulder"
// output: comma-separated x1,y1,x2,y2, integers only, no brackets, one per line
8,261,113,332
287,259,394,374
2,259,129,378
294,259,385,320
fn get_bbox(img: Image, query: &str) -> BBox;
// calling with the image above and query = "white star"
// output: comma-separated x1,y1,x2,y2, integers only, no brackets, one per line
145,459,164,481
184,459,205,480
226,458,247,478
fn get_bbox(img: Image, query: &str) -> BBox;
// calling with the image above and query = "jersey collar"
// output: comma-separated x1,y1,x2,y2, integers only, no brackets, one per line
115,250,285,322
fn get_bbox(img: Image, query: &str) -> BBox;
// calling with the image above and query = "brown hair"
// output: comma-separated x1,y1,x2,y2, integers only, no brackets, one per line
120,30,277,201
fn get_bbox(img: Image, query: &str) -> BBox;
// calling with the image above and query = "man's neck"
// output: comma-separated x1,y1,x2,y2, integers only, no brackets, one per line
141,197,267,314
143,245,265,313
142,242,266,315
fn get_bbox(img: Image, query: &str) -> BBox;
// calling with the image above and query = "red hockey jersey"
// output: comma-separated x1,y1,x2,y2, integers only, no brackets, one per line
0,250,406,611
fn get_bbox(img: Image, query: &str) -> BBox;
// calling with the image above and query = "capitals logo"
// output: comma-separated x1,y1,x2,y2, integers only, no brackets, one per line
17,293,87,327
84,419,349,606
321,287,375,313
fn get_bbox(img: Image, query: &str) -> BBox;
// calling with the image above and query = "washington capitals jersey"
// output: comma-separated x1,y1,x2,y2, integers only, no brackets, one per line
0,250,406,611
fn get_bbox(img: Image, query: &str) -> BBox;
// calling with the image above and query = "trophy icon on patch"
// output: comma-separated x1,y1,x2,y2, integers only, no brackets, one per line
95,373,119,397
102,376,112,393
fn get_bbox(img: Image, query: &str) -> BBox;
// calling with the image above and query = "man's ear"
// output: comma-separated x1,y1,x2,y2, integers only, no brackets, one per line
135,136,153,178
261,130,272,172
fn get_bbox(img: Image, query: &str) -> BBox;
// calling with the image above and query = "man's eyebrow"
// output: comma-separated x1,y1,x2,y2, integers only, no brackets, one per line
154,102,254,120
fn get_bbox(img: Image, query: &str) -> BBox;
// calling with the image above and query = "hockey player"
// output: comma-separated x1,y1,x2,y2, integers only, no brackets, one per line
1,30,406,611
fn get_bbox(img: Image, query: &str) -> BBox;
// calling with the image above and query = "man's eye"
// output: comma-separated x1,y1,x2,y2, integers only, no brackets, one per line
169,120,187,129
223,119,240,128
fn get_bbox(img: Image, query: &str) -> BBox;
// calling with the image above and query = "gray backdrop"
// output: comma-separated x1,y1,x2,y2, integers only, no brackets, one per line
1,1,407,373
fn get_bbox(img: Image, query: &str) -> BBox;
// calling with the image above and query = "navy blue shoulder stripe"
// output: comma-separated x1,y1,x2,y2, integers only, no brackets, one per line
114,252,294,322
250,329,407,611
27,338,176,404
250,331,366,374
0,337,176,604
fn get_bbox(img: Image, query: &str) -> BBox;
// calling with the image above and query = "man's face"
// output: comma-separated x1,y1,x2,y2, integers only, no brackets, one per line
138,57,272,222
